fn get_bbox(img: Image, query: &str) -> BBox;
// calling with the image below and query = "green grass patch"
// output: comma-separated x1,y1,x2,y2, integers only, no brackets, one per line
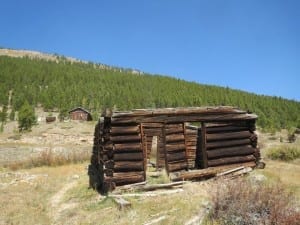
266,145,300,161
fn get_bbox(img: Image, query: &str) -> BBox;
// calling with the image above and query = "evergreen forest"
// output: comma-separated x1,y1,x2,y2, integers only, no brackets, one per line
0,55,299,131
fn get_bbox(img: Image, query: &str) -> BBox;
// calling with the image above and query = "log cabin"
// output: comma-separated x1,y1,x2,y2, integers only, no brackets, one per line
69,107,92,121
88,106,260,193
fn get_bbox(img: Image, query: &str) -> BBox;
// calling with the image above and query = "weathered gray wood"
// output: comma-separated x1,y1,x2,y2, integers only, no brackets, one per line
112,197,131,210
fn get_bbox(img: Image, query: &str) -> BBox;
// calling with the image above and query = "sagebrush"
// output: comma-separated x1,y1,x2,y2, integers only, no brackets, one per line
267,145,300,161
206,177,300,225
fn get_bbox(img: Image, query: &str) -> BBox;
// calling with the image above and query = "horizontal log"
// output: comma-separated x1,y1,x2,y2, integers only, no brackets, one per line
114,143,142,152
206,125,249,134
206,145,256,159
167,151,186,162
170,161,257,181
165,134,185,143
207,155,256,167
111,126,140,134
141,123,164,128
206,131,252,141
111,112,257,124
105,160,144,172
110,134,141,143
114,152,144,161
143,131,162,136
206,138,251,149
167,161,188,172
165,127,184,135
165,144,186,152
106,171,145,186
112,107,247,118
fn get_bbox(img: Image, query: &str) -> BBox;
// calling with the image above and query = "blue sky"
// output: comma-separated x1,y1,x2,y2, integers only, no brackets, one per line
1,0,299,101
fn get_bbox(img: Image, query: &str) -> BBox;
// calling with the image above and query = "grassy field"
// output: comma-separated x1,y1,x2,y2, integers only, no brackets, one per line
0,122,299,225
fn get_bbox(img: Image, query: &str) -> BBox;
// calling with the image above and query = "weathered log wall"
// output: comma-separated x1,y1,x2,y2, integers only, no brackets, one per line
88,107,259,193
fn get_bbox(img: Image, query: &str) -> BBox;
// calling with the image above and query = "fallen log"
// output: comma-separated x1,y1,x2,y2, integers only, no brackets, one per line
112,197,131,210
136,181,185,191
110,189,184,197
170,161,256,181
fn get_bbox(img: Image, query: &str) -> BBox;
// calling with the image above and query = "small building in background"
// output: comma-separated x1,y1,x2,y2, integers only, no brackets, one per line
69,107,92,121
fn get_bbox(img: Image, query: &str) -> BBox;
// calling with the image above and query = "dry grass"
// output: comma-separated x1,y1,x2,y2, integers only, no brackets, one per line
206,177,300,225
4,148,90,170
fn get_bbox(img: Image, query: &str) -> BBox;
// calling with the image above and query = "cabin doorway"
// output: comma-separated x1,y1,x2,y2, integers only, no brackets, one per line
141,123,165,170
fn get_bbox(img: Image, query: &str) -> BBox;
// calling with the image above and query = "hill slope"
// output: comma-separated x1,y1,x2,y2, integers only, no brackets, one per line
0,49,299,130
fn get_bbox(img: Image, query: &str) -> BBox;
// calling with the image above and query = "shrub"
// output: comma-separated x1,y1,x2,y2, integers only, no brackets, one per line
206,178,300,225
266,145,300,161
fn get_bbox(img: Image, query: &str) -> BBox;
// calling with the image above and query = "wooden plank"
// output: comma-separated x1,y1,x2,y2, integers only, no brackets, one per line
201,122,208,168
207,155,256,167
206,145,255,159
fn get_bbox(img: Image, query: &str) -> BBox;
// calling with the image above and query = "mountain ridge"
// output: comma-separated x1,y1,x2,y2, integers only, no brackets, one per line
0,48,299,130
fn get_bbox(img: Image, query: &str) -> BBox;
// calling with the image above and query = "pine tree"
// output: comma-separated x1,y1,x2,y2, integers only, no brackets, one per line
18,101,36,131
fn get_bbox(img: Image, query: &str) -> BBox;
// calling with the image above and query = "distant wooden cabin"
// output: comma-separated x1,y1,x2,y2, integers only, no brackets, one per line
69,107,92,121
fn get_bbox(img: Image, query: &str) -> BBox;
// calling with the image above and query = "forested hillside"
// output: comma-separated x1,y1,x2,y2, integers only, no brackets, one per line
0,55,299,131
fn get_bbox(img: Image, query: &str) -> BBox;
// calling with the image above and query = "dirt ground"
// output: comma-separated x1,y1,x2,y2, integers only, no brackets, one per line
0,121,299,224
